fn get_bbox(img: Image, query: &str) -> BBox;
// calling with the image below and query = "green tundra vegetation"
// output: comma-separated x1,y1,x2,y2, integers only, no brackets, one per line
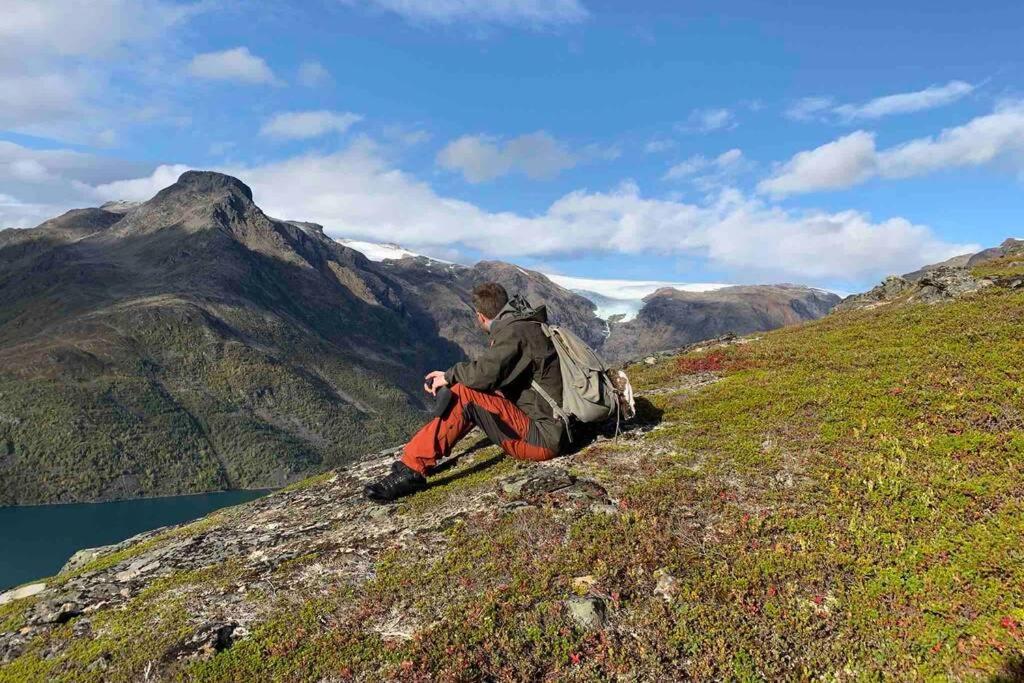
2,278,1023,680
0,302,422,505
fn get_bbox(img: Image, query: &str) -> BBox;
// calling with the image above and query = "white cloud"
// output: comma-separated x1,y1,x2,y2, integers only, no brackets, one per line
437,131,578,182
879,101,1024,177
340,0,588,26
0,194,53,230
90,164,193,202
260,111,363,140
679,108,736,133
0,72,88,130
8,137,974,285
187,47,280,85
0,0,205,138
664,149,745,181
216,141,971,283
644,139,676,154
761,102,1024,196
382,125,432,146
758,132,878,197
0,140,156,226
297,60,331,88
0,0,199,64
784,97,835,123
786,81,975,123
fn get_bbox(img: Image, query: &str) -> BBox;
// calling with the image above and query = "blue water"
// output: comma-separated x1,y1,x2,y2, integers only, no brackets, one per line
0,490,268,590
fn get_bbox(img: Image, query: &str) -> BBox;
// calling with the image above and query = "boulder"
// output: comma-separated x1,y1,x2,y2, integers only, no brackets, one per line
61,545,118,575
565,596,606,630
499,468,574,498
0,583,46,606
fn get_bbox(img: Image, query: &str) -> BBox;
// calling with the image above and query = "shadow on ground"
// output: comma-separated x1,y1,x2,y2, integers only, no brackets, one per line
989,654,1024,682
560,396,664,456
425,396,665,486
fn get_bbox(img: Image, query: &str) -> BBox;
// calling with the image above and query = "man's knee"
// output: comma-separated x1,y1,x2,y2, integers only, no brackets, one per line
504,442,557,462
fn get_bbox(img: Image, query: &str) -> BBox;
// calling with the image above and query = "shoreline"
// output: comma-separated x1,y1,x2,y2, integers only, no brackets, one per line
0,486,278,511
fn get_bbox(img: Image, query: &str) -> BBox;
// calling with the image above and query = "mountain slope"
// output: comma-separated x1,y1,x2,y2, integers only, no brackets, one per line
2,263,1022,680
0,172,467,505
602,284,840,361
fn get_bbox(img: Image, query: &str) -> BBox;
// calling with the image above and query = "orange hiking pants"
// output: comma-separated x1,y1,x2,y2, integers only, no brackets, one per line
401,383,557,475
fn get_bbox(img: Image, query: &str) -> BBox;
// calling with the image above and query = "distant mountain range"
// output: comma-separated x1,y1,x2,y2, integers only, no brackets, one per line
0,171,837,504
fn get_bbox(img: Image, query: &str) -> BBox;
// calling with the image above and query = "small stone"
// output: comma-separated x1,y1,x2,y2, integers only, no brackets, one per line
653,569,679,602
500,468,573,498
0,583,46,605
566,596,606,630
31,599,82,625
571,575,597,594
170,622,241,661
644,356,657,365
368,505,393,521
589,503,619,516
114,568,138,583
86,653,111,673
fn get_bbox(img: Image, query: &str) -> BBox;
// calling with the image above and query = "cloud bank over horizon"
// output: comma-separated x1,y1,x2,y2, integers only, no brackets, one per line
67,138,976,288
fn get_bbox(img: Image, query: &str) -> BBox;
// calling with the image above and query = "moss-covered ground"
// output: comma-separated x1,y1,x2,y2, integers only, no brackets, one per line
185,287,1024,680
4,285,1024,680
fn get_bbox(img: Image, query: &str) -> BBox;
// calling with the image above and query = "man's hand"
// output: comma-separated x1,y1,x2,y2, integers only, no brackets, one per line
424,370,449,396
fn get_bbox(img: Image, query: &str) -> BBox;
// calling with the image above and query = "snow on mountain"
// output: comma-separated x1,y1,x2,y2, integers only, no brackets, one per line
544,274,731,321
332,238,733,322
336,239,428,262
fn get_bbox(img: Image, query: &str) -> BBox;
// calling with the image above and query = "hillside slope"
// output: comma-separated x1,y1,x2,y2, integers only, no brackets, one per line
2,259,1022,680
0,172,461,505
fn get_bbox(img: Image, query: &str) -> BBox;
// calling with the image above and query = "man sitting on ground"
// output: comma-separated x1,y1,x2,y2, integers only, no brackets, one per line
364,282,564,502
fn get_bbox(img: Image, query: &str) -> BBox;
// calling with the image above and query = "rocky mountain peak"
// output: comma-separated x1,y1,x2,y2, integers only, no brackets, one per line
110,171,263,240
170,171,254,202
98,200,141,215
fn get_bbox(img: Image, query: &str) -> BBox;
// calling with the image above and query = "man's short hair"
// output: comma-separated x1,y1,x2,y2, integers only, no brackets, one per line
472,282,508,319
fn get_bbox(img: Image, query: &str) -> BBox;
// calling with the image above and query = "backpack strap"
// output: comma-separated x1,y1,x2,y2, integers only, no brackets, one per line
531,379,573,443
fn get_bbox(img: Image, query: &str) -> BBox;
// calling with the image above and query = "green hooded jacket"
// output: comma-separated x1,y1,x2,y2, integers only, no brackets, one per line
444,295,564,452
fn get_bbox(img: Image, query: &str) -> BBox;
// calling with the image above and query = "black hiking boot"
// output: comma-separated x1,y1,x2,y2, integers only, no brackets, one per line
364,460,427,503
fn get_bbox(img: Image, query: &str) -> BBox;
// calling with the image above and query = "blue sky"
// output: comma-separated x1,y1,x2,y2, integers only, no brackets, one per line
2,0,1023,292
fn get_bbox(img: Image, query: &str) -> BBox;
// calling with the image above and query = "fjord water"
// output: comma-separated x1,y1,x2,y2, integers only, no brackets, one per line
0,490,267,590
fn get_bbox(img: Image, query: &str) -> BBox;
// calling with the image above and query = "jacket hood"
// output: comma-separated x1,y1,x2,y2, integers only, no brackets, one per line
490,294,548,334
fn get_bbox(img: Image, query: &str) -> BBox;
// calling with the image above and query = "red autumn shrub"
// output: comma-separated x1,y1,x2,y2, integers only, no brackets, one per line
676,351,727,374
675,348,756,375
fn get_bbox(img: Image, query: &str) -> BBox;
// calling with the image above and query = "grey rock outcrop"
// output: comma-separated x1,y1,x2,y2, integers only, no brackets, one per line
834,241,1024,313
565,596,606,630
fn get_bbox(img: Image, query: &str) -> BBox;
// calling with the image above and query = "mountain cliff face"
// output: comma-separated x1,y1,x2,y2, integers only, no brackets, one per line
369,258,607,357
0,171,836,505
601,285,840,361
